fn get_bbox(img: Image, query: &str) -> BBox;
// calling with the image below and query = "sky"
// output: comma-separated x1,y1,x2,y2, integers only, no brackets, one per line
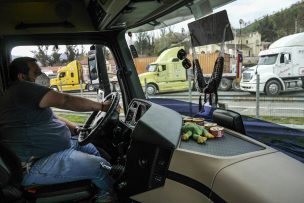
215,0,300,28
12,0,300,56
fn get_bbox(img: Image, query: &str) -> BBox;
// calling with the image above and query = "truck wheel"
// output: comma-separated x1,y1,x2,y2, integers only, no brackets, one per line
87,84,95,92
219,78,232,91
50,86,59,91
265,80,281,96
232,79,240,90
146,84,157,95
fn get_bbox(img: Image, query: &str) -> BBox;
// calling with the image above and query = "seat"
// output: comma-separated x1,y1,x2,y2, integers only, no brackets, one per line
212,108,246,135
0,142,94,203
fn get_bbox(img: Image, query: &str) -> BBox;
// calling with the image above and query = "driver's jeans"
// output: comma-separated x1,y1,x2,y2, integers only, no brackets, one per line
22,138,113,198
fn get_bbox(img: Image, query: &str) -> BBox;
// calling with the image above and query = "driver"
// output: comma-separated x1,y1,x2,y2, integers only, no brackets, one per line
0,57,116,203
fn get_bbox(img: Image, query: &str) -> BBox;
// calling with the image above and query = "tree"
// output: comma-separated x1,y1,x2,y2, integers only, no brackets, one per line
257,15,277,42
154,28,190,56
134,32,149,55
49,46,61,66
65,45,79,62
31,45,50,66
132,25,191,57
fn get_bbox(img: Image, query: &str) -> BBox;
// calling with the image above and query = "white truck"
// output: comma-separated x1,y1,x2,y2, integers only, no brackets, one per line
240,32,304,96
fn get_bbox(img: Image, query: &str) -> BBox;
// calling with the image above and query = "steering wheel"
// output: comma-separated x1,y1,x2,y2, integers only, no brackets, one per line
78,92,120,145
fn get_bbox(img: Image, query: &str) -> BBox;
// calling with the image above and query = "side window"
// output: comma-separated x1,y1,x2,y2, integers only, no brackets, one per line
280,54,284,63
158,65,166,72
11,44,121,123
281,53,291,63
286,53,291,61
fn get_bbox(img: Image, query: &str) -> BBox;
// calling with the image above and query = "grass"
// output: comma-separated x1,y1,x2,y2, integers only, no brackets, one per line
57,114,89,124
248,116,304,125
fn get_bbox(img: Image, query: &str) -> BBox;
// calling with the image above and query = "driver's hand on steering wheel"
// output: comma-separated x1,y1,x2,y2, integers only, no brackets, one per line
101,100,121,113
101,100,112,112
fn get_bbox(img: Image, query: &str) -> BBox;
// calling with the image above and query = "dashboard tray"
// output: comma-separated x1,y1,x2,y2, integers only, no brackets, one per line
179,132,264,156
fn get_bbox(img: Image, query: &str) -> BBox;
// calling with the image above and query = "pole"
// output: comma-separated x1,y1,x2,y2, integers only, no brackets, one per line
188,78,192,103
80,79,83,97
240,24,242,50
59,80,63,93
144,78,148,98
256,73,260,118
239,19,244,51
234,29,237,58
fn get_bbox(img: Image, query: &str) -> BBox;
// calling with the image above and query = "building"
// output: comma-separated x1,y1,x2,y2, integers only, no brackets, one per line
196,31,271,65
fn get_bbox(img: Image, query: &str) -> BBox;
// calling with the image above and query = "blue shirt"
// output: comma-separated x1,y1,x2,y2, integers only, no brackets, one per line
0,81,71,162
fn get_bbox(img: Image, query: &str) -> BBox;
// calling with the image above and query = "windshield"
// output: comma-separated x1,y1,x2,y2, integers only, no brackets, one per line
128,0,304,162
147,64,157,72
258,54,278,65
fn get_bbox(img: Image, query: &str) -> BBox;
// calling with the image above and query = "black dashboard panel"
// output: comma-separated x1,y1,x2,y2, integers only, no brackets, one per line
128,99,182,149
119,99,183,197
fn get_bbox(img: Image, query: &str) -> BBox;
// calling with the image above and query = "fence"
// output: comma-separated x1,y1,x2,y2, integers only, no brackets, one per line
133,53,231,75
133,57,157,74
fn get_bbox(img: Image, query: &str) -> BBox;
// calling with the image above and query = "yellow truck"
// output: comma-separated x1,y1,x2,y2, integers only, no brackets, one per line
138,47,235,95
50,60,87,92
139,46,190,95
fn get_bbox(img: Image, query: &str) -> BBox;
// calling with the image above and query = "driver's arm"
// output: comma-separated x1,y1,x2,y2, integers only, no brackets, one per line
39,90,111,112
56,115,79,135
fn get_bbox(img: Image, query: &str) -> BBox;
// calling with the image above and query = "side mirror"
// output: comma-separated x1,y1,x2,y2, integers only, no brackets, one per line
284,57,289,64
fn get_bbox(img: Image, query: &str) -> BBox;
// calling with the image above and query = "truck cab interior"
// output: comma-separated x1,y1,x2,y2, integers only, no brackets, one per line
0,0,303,203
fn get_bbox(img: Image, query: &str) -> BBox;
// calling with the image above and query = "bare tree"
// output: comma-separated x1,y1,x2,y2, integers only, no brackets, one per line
65,45,79,62
49,46,62,66
134,32,149,55
31,45,50,66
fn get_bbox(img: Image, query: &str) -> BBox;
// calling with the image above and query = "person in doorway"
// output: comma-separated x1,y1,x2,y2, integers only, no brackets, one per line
0,57,116,203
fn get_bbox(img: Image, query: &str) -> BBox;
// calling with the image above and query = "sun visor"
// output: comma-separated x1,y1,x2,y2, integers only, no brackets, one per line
188,10,234,46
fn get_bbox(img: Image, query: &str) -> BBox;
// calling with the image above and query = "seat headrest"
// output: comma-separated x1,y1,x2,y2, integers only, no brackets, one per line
0,158,10,186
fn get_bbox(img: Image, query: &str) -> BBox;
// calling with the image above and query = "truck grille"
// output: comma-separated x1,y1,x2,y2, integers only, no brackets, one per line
242,73,252,81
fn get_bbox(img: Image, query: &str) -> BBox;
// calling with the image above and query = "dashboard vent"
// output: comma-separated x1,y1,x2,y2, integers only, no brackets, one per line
87,0,106,30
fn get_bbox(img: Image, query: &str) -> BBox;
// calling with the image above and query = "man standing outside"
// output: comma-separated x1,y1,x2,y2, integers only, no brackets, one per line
0,57,116,202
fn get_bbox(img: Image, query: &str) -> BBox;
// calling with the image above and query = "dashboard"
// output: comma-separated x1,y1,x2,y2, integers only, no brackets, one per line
125,99,151,127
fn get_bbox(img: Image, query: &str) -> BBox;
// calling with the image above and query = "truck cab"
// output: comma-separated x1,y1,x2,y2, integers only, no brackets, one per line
240,32,304,96
139,47,189,95
50,60,87,92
